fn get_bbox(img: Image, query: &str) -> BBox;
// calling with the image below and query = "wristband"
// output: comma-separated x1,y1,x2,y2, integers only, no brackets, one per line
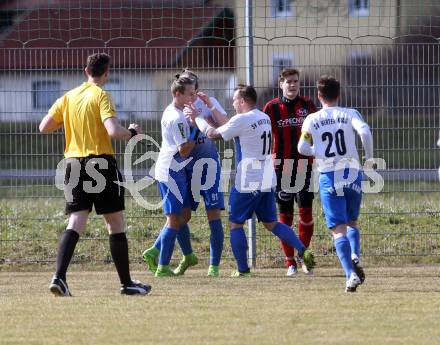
189,127,201,141
129,128,137,138
209,105,216,112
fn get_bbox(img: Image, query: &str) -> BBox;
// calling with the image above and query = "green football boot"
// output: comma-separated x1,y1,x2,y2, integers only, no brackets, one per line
207,265,219,277
155,265,176,277
173,253,199,275
297,249,315,272
230,269,252,278
142,247,159,274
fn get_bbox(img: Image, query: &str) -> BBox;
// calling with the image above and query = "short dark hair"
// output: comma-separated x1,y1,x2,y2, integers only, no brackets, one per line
86,53,110,77
178,69,199,90
171,76,195,96
317,75,340,102
279,68,300,83
234,84,257,105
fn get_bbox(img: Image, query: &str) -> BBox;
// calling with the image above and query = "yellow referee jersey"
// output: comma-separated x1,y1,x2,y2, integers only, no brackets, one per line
48,82,116,158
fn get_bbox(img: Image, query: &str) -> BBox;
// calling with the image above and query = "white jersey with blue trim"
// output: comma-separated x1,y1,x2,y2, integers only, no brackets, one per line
187,97,225,161
301,106,370,173
155,103,190,182
216,108,276,191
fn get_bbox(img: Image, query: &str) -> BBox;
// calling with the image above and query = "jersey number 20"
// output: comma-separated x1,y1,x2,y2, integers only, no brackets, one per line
322,129,347,157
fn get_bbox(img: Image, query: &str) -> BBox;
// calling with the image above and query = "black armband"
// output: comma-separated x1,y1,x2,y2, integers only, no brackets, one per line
129,128,137,138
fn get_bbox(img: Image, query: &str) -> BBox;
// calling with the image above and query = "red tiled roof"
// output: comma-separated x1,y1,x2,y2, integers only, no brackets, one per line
0,0,235,69
0,0,207,10
0,45,235,70
1,2,223,47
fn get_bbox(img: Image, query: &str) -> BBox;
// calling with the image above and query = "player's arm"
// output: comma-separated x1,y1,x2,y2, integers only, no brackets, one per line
39,114,63,133
39,97,64,133
297,117,314,156
351,111,373,160
194,116,222,139
197,114,243,142
170,119,197,158
297,131,315,156
100,90,141,140
178,140,196,158
204,115,219,128
197,92,228,126
262,102,278,149
177,127,198,158
103,117,141,140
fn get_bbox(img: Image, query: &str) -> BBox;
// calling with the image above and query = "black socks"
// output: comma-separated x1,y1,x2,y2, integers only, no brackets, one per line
109,232,132,285
55,229,79,281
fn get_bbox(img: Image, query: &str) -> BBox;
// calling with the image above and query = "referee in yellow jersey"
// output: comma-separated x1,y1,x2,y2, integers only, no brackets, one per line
39,53,151,296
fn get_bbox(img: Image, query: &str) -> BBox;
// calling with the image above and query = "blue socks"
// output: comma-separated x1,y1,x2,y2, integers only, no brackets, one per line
272,222,305,256
155,220,224,265
156,224,194,257
334,236,353,279
230,228,249,273
176,223,193,256
158,227,178,265
347,226,360,258
153,227,164,251
209,219,224,266
156,219,224,266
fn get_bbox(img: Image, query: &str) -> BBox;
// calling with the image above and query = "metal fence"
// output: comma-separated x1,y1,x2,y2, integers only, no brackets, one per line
0,0,439,266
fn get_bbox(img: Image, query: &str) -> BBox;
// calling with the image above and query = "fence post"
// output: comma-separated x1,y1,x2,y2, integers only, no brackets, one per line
245,0,254,86
245,0,257,268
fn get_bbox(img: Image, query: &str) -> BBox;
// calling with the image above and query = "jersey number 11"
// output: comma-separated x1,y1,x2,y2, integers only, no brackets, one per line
261,131,272,155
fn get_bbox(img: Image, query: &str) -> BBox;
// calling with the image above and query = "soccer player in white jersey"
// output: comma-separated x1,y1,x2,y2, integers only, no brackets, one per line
193,84,315,276
142,76,199,277
143,70,227,277
298,75,374,292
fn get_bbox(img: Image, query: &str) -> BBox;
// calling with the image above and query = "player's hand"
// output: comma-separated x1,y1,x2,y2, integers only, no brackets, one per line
197,92,212,108
183,102,198,123
364,158,377,170
129,123,142,134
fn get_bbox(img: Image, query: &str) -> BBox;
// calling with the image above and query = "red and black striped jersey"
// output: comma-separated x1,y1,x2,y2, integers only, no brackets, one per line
263,95,317,170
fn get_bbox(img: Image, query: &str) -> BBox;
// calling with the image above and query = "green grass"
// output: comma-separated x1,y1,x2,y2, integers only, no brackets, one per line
1,267,439,345
1,181,440,266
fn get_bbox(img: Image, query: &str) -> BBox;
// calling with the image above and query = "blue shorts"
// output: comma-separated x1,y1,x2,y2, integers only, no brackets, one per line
184,157,225,211
319,169,363,229
158,169,188,215
228,187,277,224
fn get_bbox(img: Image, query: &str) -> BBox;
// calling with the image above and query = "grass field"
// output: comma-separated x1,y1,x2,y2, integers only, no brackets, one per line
1,267,439,345
1,181,439,345
1,181,440,266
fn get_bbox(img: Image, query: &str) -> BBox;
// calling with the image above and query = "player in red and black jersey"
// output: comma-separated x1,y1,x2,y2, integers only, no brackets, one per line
263,68,317,276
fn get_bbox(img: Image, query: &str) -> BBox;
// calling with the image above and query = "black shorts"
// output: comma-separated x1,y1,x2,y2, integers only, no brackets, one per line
275,164,314,214
64,155,125,215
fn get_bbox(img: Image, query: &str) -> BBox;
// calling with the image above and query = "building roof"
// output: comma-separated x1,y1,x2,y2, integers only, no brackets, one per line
0,0,235,69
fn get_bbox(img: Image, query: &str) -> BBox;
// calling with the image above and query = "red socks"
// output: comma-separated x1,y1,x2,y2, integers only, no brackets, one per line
279,213,296,267
279,210,314,267
298,207,314,248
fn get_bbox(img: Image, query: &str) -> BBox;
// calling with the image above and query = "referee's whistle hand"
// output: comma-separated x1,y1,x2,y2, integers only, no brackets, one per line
129,123,142,134
364,158,377,170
